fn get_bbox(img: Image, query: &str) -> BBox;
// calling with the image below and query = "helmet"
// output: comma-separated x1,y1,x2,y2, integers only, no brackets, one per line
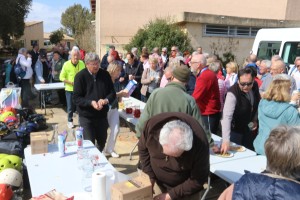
0,111,15,122
0,154,8,159
28,114,47,131
0,184,13,200
2,107,16,116
0,158,14,173
4,155,22,171
0,122,8,136
0,168,22,187
3,116,18,129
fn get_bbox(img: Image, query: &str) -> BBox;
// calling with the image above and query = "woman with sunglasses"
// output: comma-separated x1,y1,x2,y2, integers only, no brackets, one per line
253,74,300,155
220,68,261,153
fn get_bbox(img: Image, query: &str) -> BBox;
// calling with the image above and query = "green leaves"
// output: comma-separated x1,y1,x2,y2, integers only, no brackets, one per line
124,18,192,54
0,0,32,40
60,4,94,37
49,30,64,45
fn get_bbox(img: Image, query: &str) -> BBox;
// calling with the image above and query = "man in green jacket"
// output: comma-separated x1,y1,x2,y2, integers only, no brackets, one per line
59,48,85,128
135,64,212,145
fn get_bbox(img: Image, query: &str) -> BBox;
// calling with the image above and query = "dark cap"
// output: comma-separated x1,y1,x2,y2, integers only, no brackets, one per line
172,65,190,83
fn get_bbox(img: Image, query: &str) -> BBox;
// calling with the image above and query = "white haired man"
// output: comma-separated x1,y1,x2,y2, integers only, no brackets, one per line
60,48,85,128
138,112,209,200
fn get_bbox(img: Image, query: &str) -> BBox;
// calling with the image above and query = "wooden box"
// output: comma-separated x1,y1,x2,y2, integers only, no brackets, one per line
30,132,48,154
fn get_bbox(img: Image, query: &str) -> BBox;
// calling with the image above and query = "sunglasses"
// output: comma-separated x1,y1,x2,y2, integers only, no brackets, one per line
239,82,253,87
171,50,176,52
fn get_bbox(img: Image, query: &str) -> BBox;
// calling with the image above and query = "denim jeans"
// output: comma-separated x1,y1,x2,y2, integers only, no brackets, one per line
65,91,75,122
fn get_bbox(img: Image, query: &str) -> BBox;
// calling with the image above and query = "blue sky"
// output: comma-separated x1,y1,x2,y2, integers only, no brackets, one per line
26,0,91,32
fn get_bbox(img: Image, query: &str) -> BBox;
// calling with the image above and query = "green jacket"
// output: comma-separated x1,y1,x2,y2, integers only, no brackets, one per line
59,60,85,91
53,58,65,81
135,82,212,144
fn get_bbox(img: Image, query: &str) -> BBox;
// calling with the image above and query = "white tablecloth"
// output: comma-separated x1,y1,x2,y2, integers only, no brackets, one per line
210,155,267,183
24,140,128,198
118,97,146,126
34,82,65,91
210,134,257,165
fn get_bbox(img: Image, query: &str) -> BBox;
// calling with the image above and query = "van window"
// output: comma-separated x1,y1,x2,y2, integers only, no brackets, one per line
282,42,300,65
257,41,281,60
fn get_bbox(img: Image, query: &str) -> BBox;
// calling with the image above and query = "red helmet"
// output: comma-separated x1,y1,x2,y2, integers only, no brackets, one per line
2,107,16,116
0,184,13,200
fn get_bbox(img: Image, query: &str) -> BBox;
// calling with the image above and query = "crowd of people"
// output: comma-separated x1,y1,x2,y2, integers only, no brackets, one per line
3,42,300,199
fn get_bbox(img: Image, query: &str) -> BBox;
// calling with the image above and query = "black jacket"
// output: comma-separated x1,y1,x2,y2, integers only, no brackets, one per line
73,68,116,118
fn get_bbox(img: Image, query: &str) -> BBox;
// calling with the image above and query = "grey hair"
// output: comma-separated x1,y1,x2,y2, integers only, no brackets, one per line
294,56,300,63
84,52,100,64
162,47,167,52
71,48,80,57
18,47,27,54
265,125,300,180
200,54,207,66
209,62,220,73
131,47,138,53
261,60,271,69
271,55,282,61
273,74,292,81
159,120,193,151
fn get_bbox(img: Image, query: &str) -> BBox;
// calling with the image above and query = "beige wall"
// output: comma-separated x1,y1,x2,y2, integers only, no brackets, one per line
285,0,300,20
185,23,254,66
19,22,44,50
96,0,297,57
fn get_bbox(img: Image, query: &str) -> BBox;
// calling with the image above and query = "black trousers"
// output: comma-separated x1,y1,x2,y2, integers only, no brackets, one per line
201,112,221,135
20,79,31,107
79,116,109,151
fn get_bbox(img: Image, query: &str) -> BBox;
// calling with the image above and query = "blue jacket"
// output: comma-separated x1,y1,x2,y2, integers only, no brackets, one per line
254,99,300,155
233,173,300,200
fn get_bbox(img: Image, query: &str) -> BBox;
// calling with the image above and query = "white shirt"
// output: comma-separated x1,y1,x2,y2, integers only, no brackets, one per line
16,54,33,79
291,70,300,90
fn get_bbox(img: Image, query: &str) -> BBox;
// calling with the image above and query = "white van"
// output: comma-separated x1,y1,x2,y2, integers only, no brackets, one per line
252,28,300,66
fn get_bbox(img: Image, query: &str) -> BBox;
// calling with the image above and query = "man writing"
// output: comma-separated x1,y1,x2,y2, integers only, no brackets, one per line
138,112,209,200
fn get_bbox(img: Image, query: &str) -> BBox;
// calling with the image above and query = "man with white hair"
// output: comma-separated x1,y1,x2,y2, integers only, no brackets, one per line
60,48,85,128
161,47,168,64
138,112,209,200
259,59,297,94
258,60,271,82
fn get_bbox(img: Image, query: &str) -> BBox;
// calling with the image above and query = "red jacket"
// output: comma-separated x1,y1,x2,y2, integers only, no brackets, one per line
192,69,221,115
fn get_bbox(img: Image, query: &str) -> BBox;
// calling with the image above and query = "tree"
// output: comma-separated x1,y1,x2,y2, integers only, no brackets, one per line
124,18,193,54
61,4,94,37
0,0,32,41
50,30,64,45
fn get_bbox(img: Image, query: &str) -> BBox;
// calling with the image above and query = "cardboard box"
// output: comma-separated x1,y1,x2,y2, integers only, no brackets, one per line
111,173,152,200
31,132,48,154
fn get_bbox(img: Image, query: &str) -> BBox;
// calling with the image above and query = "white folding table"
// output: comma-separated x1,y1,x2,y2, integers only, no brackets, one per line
118,97,145,159
210,155,267,184
34,82,65,114
210,134,257,165
24,140,129,198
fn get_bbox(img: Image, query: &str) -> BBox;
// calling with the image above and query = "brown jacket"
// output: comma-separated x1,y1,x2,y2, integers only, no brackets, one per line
138,112,209,200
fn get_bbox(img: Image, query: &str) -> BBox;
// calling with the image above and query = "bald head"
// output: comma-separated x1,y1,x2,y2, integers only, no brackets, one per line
270,59,285,76
248,54,257,63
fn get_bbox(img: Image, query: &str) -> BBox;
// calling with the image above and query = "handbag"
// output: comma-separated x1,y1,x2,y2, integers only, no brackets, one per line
0,86,22,109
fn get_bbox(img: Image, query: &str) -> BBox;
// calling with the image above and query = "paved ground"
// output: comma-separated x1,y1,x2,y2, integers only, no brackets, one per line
23,91,228,199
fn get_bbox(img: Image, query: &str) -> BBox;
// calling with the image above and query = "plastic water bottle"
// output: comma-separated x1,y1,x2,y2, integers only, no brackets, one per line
58,134,65,157
75,127,84,149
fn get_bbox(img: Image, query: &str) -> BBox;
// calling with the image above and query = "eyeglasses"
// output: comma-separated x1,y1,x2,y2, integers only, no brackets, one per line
189,61,200,65
239,82,253,87
166,77,172,82
88,62,99,66
171,49,176,52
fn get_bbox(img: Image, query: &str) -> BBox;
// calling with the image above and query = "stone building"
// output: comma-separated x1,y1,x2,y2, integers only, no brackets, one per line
90,0,300,64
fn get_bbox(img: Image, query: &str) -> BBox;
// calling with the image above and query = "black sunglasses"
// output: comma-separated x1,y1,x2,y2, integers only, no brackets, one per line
239,82,253,87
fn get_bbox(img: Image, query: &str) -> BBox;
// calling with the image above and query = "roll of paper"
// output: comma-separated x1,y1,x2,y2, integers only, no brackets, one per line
92,171,106,200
